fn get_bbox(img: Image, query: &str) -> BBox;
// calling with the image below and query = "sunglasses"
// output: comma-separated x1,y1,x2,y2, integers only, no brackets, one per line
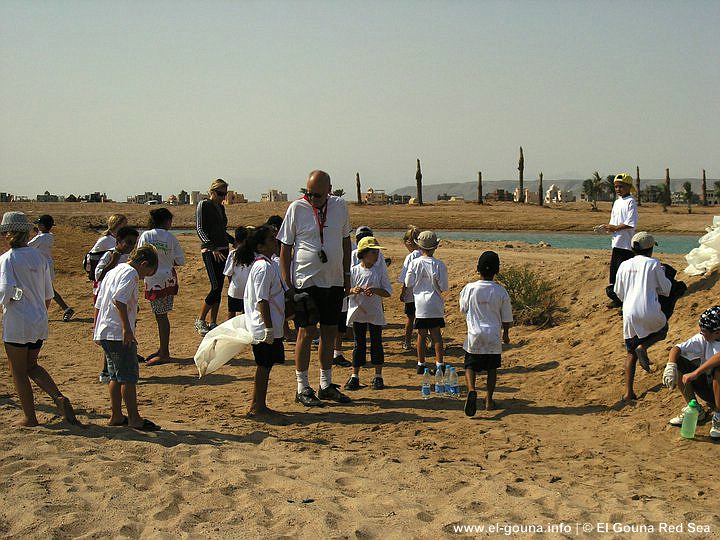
306,191,325,199
213,190,228,197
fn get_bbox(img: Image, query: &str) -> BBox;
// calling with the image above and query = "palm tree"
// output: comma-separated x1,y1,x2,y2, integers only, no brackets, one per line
582,171,603,211
714,180,720,202
415,158,423,205
332,189,345,197
682,181,693,214
605,175,616,201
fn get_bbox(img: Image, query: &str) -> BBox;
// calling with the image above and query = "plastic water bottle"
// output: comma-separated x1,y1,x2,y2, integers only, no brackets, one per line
447,367,460,399
434,366,445,397
421,368,432,400
680,399,700,439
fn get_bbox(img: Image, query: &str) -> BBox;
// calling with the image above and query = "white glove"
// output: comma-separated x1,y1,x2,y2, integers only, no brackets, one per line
262,328,274,344
663,362,678,389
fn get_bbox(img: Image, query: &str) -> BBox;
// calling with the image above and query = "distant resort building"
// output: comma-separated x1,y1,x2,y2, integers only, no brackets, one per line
223,191,247,204
178,190,190,205
0,193,12,203
390,194,411,205
484,189,511,202
190,191,202,205
260,189,288,202
127,192,162,204
80,192,107,203
543,184,575,203
36,191,60,203
363,188,388,205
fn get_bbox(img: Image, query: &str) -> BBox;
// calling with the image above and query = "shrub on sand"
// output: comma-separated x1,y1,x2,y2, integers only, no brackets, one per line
497,265,558,327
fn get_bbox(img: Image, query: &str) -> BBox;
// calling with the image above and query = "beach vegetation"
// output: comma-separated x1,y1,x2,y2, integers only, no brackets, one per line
605,174,616,201
333,189,345,197
497,265,558,327
582,172,603,211
682,181,693,214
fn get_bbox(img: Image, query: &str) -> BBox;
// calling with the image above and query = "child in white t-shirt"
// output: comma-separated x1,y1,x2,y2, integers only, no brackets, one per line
404,230,448,375
241,225,286,417
398,225,421,350
28,214,74,321
343,237,392,391
662,306,720,440
223,226,252,319
94,245,160,431
137,208,185,365
0,211,78,427
459,251,513,416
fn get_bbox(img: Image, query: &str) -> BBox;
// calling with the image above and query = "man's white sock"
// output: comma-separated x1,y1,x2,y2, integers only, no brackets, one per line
320,368,332,390
296,370,309,394
333,350,342,358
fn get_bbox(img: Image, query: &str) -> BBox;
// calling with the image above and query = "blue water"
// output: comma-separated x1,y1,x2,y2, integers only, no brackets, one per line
170,229,699,254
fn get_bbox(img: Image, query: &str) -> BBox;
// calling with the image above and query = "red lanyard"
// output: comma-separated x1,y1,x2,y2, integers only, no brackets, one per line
303,195,327,244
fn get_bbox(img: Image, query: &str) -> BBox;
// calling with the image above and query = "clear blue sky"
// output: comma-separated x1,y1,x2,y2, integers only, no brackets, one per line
1,0,718,200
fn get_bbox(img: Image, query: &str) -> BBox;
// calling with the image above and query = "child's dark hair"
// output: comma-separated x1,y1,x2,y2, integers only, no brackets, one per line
129,245,159,268
148,208,173,229
236,225,275,266
232,226,251,266
266,215,283,230
477,251,500,278
116,226,139,242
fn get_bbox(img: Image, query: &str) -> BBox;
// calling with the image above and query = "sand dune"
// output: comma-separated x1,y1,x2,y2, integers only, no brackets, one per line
0,205,718,538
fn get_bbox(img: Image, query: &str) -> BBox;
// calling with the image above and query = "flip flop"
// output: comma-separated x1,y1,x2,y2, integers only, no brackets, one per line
146,355,167,366
133,419,161,432
464,390,477,417
110,416,129,426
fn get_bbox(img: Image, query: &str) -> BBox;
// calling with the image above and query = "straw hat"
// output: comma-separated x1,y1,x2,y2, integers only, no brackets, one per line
416,230,439,250
0,212,33,233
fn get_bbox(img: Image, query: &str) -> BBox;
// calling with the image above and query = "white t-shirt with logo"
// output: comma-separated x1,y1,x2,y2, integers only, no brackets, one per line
223,250,251,300
93,263,139,341
459,280,513,355
346,263,392,326
0,247,54,343
90,235,116,253
610,195,638,250
244,255,285,341
614,255,672,339
277,196,351,289
399,250,422,302
404,255,449,319
138,228,185,294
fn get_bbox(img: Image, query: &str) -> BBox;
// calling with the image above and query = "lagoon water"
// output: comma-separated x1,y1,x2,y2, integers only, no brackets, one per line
172,229,699,254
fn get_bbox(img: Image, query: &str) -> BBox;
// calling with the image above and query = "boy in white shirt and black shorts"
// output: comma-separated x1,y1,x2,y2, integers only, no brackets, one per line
459,251,513,416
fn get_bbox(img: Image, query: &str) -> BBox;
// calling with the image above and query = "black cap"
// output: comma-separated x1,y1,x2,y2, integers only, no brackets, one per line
477,251,500,274
34,214,54,228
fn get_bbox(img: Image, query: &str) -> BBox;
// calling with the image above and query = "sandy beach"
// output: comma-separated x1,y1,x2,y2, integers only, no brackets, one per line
0,201,718,538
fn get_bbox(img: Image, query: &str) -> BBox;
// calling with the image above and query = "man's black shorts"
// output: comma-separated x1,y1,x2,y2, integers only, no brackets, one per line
296,286,344,327
677,355,717,404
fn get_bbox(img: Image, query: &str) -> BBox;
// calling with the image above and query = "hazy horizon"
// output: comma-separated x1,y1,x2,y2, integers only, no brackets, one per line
2,1,718,201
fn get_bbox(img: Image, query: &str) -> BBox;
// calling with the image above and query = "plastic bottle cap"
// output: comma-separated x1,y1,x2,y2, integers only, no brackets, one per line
688,399,698,408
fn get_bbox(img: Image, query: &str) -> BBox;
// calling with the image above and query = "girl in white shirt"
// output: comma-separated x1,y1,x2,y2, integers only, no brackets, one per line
84,213,127,282
398,226,421,350
344,237,392,391
0,211,78,427
223,226,252,319
138,208,185,365
241,225,286,417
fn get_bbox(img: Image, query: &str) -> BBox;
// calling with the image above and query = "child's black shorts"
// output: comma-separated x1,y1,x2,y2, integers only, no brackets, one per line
251,338,285,368
404,302,416,317
414,317,445,329
677,356,716,404
464,352,501,371
5,339,43,350
624,324,668,352
227,296,244,314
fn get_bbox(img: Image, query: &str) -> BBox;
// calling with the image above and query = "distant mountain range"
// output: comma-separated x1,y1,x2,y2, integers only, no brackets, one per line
389,178,717,201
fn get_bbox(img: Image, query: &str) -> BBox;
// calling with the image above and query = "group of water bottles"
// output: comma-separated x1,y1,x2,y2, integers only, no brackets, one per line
421,365,460,399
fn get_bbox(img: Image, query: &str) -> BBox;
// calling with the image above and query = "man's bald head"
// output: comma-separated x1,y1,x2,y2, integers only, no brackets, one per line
306,170,331,208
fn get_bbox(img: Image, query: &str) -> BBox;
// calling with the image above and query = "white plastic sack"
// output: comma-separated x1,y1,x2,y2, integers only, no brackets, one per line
193,315,255,377
684,217,720,276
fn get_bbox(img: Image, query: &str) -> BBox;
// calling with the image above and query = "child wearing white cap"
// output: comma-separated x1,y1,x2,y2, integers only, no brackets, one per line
613,231,671,402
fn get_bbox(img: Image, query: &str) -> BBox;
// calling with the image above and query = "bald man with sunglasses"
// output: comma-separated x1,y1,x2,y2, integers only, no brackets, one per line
278,170,352,407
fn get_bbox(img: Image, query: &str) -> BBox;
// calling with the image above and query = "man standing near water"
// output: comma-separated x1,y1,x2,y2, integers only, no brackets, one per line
278,170,353,407
600,172,638,307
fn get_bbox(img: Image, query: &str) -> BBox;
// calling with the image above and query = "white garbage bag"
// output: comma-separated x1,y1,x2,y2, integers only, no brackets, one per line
684,217,720,276
193,315,255,377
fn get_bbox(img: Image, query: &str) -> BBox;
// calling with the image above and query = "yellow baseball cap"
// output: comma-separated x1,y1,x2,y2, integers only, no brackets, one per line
357,236,385,251
614,172,636,192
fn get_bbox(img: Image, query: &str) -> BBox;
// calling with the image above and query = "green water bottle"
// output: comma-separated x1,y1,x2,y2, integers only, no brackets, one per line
680,400,700,439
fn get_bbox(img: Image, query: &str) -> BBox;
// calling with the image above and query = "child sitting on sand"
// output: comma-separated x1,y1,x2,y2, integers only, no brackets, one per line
404,230,448,375
344,236,392,391
28,214,75,322
459,251,513,415
0,211,78,427
94,245,160,431
224,226,252,319
613,232,671,402
242,225,286,417
398,225,421,351
662,306,720,440
138,208,185,365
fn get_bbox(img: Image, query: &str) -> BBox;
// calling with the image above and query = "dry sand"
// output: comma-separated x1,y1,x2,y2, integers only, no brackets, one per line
0,202,718,538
